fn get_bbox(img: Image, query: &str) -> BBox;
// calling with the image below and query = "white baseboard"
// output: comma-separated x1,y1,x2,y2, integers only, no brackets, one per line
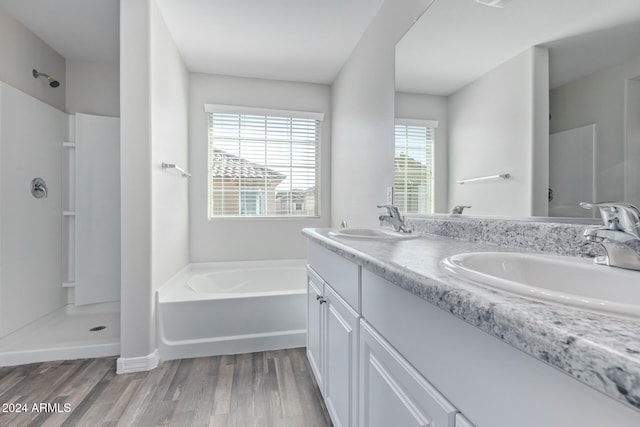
116,349,159,374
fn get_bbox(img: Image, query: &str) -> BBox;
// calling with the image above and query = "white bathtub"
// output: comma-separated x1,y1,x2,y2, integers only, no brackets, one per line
157,259,307,361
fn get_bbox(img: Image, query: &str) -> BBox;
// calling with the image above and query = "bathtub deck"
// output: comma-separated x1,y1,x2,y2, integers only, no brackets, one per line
0,347,332,426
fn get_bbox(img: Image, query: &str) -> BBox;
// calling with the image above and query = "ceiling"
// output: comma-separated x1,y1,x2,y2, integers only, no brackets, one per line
155,0,384,84
396,0,640,95
0,0,120,63
0,0,385,85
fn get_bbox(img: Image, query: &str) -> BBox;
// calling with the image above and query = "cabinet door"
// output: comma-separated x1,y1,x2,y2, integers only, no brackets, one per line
307,266,324,389
455,413,475,427
359,320,457,427
324,284,359,427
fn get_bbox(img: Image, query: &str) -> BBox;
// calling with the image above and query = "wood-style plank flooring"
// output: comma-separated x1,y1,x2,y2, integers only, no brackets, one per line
0,347,332,427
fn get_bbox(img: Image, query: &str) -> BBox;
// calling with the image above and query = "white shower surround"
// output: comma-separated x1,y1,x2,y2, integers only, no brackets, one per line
157,259,307,361
0,82,66,338
0,82,122,367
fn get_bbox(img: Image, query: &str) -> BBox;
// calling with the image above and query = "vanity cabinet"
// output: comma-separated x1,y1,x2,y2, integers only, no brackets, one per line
307,242,361,427
307,241,470,427
306,233,640,426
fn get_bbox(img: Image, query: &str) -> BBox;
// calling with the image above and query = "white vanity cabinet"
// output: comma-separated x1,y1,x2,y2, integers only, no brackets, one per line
306,235,640,426
307,241,469,427
307,242,361,427
359,320,457,427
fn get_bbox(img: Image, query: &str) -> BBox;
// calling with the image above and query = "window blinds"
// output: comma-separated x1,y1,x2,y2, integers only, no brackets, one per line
208,111,320,218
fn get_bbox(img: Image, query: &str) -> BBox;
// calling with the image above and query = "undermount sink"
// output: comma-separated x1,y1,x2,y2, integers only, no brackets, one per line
442,252,640,318
328,228,419,240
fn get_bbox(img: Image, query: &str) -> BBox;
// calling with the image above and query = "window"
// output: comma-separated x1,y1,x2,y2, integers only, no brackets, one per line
394,120,436,214
240,189,265,215
206,105,322,218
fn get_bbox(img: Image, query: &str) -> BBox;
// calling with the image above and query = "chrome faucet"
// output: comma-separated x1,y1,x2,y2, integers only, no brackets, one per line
451,205,471,214
377,205,412,233
581,202,640,271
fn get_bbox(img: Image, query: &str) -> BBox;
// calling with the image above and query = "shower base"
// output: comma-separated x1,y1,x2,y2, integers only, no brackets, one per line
0,302,120,366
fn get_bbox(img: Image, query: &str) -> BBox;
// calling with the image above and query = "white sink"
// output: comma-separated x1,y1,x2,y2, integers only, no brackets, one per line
328,228,419,240
442,252,640,318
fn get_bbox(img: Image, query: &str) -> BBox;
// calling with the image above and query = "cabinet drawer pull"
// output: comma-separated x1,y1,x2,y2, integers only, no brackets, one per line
316,294,323,301
318,297,327,304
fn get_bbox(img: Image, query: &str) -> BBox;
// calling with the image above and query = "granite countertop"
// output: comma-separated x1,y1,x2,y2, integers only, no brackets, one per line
302,227,640,412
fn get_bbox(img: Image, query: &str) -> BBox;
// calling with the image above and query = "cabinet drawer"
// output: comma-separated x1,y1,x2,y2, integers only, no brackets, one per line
308,241,360,312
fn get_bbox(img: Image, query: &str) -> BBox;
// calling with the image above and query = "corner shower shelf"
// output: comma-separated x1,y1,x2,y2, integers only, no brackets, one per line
63,133,76,301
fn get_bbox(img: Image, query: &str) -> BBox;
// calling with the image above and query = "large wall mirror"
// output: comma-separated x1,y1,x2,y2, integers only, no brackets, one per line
395,0,640,220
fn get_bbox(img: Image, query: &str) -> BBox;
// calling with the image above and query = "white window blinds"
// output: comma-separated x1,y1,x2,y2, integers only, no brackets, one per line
207,109,320,218
394,123,435,215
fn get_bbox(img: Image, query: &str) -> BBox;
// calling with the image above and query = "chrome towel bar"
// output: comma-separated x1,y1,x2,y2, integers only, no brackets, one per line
161,162,191,178
457,173,510,184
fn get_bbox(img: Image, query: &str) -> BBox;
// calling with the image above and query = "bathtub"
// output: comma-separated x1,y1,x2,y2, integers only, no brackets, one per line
157,259,307,361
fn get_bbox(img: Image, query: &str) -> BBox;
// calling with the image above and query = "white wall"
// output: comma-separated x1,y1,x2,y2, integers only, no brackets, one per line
189,73,331,262
66,60,119,117
119,0,189,367
447,47,549,217
0,82,66,337
0,6,65,111
550,53,640,205
119,0,154,363
395,91,448,213
150,2,189,292
331,0,436,228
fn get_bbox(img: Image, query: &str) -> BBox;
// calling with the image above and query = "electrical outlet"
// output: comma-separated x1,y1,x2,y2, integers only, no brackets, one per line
386,187,394,204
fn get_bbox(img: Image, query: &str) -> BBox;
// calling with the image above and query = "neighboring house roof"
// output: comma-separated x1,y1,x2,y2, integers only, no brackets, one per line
211,149,286,182
395,153,429,184
395,153,428,171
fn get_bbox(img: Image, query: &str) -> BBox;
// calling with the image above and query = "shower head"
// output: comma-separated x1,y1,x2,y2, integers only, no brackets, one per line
32,69,60,88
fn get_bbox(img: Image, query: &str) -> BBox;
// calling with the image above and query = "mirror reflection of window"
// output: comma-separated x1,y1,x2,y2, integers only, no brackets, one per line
394,121,436,215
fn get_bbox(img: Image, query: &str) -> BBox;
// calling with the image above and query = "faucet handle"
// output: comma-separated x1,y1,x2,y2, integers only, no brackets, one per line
580,202,640,236
377,205,401,217
451,205,471,214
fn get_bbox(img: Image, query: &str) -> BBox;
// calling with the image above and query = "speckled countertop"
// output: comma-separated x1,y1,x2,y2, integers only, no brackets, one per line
302,227,640,413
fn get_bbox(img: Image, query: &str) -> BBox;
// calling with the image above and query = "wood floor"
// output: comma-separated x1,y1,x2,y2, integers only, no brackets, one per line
0,347,332,427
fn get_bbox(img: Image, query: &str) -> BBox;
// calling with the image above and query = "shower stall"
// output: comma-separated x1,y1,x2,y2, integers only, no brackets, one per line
0,82,120,366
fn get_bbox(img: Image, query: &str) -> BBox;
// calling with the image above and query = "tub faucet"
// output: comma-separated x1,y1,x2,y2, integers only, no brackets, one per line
377,205,412,233
581,202,640,271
